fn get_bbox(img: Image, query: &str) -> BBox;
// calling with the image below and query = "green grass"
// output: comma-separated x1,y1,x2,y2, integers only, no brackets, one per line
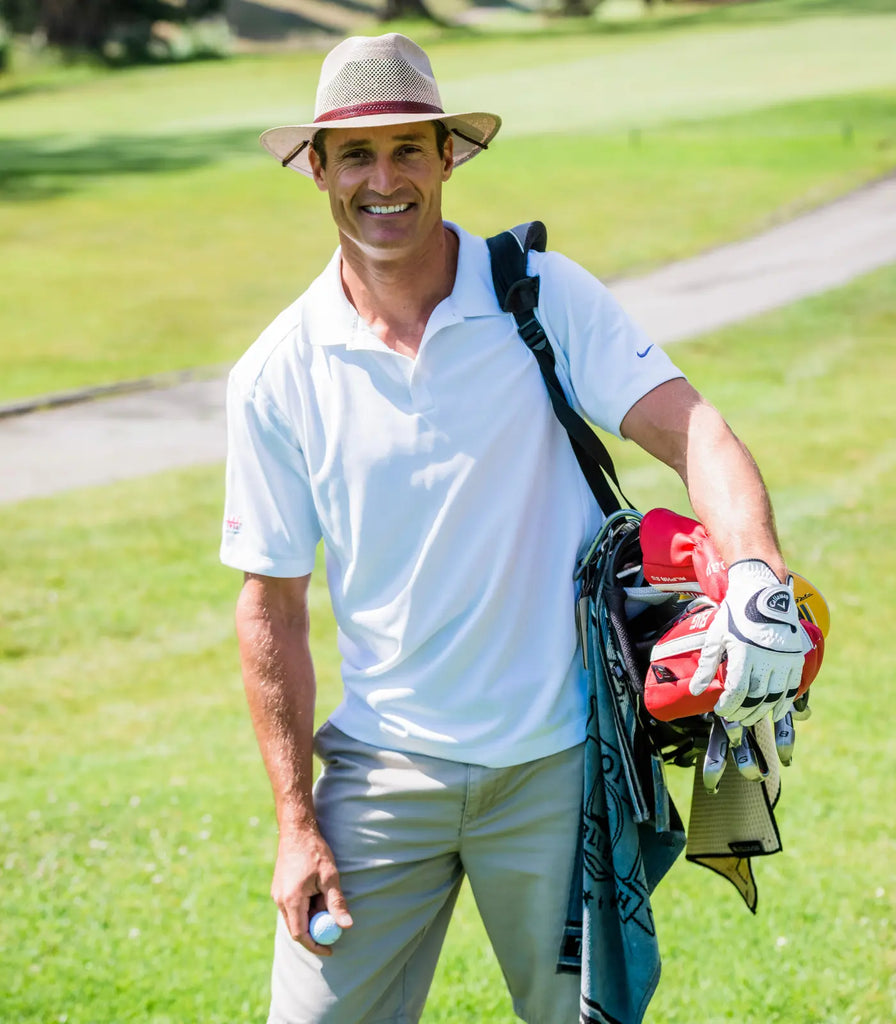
2,88,894,404
2,2,895,1016
1,0,896,402
2,262,895,1022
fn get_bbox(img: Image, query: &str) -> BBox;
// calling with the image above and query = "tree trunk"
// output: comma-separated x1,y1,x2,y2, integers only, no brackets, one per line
560,0,603,14
39,0,113,48
381,0,436,21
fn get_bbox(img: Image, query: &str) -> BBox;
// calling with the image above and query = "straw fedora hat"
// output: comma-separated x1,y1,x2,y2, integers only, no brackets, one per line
260,33,502,178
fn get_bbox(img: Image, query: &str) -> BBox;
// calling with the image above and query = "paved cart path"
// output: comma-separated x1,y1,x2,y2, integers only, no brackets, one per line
2,175,895,505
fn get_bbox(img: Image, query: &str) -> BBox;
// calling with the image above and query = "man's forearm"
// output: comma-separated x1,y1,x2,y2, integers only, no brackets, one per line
623,378,805,723
236,574,319,836
235,573,352,951
622,379,788,580
679,401,787,581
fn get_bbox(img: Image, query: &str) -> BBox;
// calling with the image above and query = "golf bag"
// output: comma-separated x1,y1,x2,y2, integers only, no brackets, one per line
486,223,710,781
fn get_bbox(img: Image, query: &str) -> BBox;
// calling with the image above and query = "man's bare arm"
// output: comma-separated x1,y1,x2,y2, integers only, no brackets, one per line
622,377,806,724
236,572,352,954
621,377,786,581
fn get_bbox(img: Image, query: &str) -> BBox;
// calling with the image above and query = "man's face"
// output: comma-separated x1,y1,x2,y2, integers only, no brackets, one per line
309,122,454,260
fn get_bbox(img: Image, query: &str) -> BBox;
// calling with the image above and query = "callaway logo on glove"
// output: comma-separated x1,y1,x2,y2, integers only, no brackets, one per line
639,509,829,726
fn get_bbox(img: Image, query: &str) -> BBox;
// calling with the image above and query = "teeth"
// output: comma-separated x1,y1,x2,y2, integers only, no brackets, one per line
365,204,410,215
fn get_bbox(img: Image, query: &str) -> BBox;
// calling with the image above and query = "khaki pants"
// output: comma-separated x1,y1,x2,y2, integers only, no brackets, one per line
268,723,584,1024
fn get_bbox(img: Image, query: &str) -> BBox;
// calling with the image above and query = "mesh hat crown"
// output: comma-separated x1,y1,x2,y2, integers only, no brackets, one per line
260,33,501,178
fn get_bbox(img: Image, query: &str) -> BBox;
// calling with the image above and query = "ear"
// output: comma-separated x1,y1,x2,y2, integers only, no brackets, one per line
442,134,454,182
308,144,329,193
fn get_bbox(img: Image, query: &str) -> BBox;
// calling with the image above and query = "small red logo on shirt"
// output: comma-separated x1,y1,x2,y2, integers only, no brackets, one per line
225,515,242,535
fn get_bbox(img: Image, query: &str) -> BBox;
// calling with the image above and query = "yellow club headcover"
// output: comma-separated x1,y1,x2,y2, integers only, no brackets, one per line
791,572,831,638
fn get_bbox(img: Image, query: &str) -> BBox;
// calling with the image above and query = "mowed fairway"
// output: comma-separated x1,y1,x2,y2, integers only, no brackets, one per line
1,0,896,400
2,0,896,1020
2,264,894,1022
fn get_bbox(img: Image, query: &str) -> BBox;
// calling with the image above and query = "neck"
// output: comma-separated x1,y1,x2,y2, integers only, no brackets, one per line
339,222,458,358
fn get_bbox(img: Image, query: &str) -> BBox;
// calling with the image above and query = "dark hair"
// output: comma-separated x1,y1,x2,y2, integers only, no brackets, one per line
433,119,451,156
310,129,329,169
312,119,451,170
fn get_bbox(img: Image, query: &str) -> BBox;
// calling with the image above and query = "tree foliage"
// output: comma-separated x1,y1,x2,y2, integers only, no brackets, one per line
0,0,224,51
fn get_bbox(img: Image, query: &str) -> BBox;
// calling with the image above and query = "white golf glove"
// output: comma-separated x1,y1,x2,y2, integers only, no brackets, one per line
689,560,805,726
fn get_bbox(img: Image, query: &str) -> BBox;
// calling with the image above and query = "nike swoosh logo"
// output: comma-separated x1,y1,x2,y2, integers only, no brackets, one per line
637,345,654,358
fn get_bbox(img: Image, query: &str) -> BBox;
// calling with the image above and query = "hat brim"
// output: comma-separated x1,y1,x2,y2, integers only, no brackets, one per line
260,111,501,178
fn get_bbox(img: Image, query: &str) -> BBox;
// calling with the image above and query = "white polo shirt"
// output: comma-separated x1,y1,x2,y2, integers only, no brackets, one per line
221,223,683,767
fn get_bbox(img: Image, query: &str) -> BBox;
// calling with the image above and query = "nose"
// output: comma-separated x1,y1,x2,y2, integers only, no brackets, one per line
367,152,401,196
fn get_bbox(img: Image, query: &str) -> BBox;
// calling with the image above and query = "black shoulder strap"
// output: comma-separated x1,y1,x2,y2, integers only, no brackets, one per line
486,221,631,516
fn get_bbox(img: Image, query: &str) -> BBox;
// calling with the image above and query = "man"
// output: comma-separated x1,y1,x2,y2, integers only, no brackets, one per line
220,32,805,1024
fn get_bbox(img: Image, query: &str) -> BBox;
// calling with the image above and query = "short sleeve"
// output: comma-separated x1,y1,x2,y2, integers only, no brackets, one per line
220,371,322,578
532,251,686,437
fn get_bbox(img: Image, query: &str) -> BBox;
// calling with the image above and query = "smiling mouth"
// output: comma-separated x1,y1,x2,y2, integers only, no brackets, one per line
361,203,412,215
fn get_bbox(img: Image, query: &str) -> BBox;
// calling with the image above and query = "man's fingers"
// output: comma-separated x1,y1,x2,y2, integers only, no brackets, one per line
279,898,310,946
324,885,354,930
689,635,723,696
739,701,773,728
736,656,802,725
269,830,349,956
737,662,774,725
280,901,341,957
772,682,799,723
274,882,340,955
713,644,749,718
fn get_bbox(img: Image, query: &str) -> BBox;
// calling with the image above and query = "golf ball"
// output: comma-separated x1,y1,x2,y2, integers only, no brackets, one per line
309,911,342,946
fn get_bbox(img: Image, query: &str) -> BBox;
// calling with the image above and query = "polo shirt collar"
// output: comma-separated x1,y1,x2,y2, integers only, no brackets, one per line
305,222,503,348
445,222,506,320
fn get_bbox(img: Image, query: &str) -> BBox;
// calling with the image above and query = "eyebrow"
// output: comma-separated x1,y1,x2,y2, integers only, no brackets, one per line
334,131,431,153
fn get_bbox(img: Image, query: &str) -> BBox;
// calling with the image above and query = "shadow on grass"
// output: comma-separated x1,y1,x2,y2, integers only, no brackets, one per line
465,0,533,9
0,80,86,104
224,0,380,39
0,127,263,201
0,62,111,104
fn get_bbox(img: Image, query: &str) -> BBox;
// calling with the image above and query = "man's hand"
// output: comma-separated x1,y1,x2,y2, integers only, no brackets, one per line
689,560,805,726
272,827,353,957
